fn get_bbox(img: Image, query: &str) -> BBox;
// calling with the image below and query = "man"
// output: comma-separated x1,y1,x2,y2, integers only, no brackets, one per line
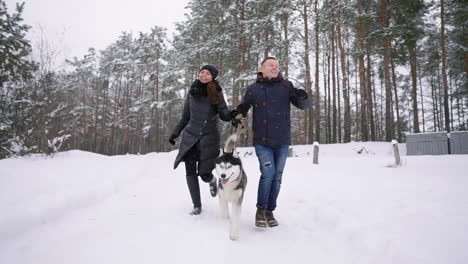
232,57,309,227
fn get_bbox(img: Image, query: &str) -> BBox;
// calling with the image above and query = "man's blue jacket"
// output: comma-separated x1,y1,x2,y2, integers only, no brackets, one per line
237,72,310,146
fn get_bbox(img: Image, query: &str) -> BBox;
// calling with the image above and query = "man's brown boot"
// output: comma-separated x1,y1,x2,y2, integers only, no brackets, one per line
255,208,267,227
265,210,279,227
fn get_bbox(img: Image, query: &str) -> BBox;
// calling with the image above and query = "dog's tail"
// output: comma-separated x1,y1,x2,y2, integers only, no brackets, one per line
224,134,238,153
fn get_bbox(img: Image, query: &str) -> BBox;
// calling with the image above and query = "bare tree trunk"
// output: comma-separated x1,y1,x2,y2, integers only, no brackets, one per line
372,70,381,140
327,50,332,143
346,54,352,140
379,72,384,139
81,78,87,150
455,80,462,127
303,0,314,144
437,67,445,131
93,78,99,153
112,73,123,154
409,46,420,133
431,75,439,131
264,30,270,59
357,0,368,141
440,0,450,133
337,0,350,142
418,65,426,132
390,49,402,142
366,49,376,141
166,105,172,152
331,21,337,143
314,0,321,142
124,75,131,154
336,44,342,143
323,51,330,143
465,24,468,80
381,0,393,141
102,79,109,154
323,53,328,143
282,0,290,78
460,80,466,128
234,0,246,110
354,56,360,141
136,72,143,153
155,49,161,151
449,75,454,129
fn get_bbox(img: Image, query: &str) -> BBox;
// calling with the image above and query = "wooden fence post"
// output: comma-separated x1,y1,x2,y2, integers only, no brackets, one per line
392,140,401,166
313,141,319,165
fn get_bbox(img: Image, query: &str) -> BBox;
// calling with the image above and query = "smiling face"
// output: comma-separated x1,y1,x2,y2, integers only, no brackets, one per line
260,58,279,79
198,69,213,83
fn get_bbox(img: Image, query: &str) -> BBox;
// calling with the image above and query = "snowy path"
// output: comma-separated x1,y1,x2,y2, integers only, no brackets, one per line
1,143,467,264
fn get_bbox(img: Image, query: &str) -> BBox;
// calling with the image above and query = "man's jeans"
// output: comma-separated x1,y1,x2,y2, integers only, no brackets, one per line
254,144,289,211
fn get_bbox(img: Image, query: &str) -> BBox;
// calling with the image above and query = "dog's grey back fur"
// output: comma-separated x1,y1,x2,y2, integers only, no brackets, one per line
234,170,247,204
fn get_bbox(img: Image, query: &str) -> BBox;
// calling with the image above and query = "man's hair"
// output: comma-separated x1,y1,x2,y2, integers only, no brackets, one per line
261,56,277,66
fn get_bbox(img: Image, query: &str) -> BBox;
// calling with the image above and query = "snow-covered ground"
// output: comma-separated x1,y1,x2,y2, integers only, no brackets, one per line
1,142,467,264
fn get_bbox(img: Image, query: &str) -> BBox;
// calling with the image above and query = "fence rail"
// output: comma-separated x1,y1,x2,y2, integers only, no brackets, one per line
406,131,468,155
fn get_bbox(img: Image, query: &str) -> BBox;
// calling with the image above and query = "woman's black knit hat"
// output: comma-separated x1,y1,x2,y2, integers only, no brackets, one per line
200,65,218,80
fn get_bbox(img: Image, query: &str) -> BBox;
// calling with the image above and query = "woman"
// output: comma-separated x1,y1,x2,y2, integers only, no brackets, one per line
169,65,234,215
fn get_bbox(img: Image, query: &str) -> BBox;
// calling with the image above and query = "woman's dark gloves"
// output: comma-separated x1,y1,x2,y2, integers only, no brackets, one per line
168,134,177,145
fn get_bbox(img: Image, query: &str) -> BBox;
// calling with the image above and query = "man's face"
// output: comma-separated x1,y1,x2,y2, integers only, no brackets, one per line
260,59,279,79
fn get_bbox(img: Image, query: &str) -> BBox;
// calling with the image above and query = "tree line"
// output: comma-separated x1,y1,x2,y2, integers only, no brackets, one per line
0,0,466,158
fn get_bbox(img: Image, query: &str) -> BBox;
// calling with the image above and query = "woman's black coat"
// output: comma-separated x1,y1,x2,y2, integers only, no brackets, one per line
172,80,232,175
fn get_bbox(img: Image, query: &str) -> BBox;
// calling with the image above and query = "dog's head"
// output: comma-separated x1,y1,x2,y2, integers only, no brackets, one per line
215,149,242,185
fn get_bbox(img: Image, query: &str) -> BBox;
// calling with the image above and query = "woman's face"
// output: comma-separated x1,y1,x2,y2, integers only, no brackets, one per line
198,69,213,83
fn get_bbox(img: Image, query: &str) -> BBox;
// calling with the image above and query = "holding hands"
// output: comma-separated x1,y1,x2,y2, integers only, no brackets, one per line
230,110,246,130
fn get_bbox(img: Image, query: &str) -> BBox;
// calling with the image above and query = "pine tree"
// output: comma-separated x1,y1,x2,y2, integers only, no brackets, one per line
391,0,428,133
0,2,35,158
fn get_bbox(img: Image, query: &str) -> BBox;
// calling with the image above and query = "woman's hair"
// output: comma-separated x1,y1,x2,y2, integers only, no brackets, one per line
207,81,220,104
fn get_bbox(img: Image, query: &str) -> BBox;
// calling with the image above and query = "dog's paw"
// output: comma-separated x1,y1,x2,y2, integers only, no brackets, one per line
229,233,239,241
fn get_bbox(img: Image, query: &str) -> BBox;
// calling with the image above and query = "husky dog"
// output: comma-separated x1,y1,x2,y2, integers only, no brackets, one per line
215,134,247,240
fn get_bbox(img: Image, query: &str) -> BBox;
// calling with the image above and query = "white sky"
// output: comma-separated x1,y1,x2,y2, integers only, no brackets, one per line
5,0,190,61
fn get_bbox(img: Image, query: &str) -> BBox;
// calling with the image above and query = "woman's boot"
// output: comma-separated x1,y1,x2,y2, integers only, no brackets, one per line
186,175,202,215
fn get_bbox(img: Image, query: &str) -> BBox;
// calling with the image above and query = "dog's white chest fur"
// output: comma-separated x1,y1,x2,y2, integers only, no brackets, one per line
219,182,243,202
